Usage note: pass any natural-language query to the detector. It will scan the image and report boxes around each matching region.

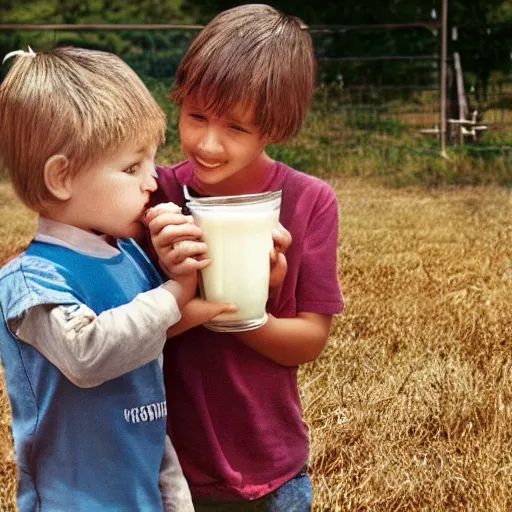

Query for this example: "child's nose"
[143,170,158,192]
[198,128,222,155]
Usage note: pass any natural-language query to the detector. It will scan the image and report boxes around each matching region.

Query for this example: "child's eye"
[123,165,138,175]
[231,124,249,134]
[191,113,206,121]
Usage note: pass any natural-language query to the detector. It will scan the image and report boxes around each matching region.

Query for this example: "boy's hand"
[269,224,291,289]
[166,298,237,338]
[144,203,210,278]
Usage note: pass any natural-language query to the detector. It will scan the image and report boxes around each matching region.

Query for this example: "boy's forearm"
[233,312,333,367]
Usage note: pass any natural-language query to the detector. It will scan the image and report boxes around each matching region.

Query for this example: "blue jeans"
[193,468,312,512]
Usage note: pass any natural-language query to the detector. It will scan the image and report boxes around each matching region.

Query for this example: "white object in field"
[419,52,488,144]
[448,52,488,144]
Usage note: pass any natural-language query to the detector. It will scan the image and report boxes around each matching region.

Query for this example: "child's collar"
[35,217,120,258]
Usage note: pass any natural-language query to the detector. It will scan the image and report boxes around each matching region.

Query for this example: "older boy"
[143,5,344,511]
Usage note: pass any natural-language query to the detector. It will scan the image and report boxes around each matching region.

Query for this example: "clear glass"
[187,190,282,332]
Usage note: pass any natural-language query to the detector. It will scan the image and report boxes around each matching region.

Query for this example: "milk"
[187,191,282,332]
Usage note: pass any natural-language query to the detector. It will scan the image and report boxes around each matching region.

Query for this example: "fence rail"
[0,24,205,31]
[0,22,442,31]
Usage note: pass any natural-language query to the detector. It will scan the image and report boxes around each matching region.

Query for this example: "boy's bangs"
[127,110,166,148]
[182,62,257,121]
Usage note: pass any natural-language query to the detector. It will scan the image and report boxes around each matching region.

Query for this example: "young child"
[142,4,344,510]
[0,46,230,511]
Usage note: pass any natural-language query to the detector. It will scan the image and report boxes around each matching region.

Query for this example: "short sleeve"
[0,256,82,323]
[296,185,344,315]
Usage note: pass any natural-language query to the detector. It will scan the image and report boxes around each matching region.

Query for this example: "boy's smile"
[194,156,224,169]
[179,97,271,195]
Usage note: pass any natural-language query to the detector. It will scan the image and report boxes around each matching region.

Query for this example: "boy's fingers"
[159,245,210,269]
[167,299,237,337]
[172,240,208,260]
[153,220,203,243]
[269,247,278,265]
[194,258,212,270]
[168,257,211,277]
[158,241,208,268]
[152,202,182,215]
[272,224,292,253]
[198,300,238,322]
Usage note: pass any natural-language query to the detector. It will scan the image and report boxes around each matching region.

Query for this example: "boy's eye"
[190,113,206,121]
[230,124,250,134]
[123,165,138,175]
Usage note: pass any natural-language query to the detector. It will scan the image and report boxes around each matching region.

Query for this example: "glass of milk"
[186,189,282,332]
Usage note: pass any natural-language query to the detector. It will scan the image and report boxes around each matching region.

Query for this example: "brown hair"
[172,4,315,143]
[0,46,166,212]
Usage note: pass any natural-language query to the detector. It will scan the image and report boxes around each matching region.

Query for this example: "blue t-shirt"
[0,239,166,511]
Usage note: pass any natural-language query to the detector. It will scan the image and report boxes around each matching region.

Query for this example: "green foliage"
[266,144,319,175]
[53,31,125,53]
[345,112,405,137]
[286,95,512,188]
[0,0,189,24]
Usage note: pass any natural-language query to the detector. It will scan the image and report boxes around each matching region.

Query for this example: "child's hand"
[269,224,291,289]
[166,298,238,338]
[144,203,210,278]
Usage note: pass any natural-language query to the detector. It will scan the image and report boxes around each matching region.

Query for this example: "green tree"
[450,0,512,100]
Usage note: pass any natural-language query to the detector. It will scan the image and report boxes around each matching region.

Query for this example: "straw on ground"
[0,178,511,511]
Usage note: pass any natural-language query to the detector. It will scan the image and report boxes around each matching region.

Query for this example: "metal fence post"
[440,0,448,157]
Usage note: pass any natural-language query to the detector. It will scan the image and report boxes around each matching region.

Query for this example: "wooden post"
[440,0,448,157]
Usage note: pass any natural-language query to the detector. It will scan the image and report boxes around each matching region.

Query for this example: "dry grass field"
[0,178,511,511]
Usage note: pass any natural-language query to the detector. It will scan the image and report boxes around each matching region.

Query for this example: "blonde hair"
[171,4,315,143]
[0,46,166,212]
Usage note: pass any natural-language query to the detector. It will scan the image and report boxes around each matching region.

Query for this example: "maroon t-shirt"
[141,160,343,501]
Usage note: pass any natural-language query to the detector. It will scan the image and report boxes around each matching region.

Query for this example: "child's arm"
[159,435,194,512]
[12,284,184,388]
[233,313,333,367]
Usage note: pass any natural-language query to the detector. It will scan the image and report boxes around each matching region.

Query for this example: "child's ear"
[44,155,72,201]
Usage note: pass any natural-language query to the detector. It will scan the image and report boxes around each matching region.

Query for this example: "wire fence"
[0,24,511,182]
